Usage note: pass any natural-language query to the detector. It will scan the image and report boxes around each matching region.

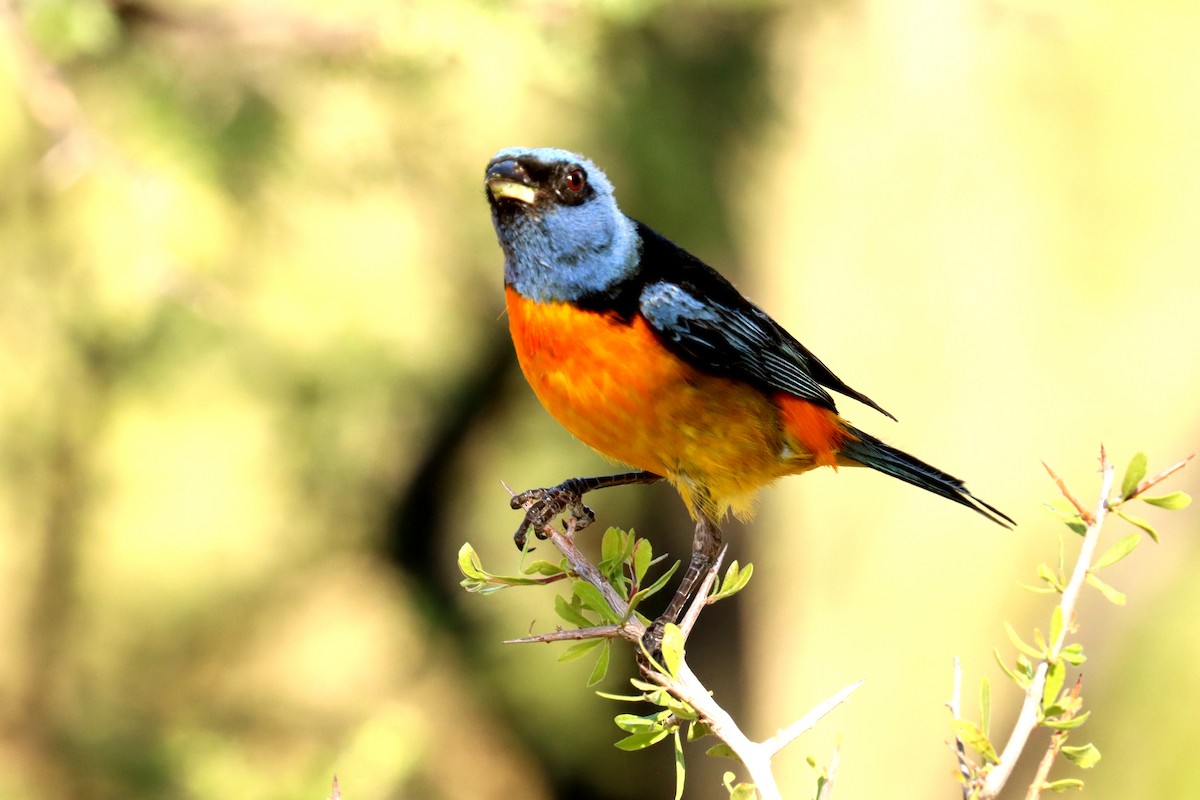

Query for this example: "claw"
[511,481,589,550]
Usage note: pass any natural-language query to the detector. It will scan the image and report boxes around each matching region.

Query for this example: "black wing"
[633,222,895,420]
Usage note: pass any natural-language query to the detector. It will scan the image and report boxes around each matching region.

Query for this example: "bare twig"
[1041,461,1095,524]
[1121,453,1194,501]
[761,680,864,758]
[505,625,623,644]
[948,656,974,799]
[981,450,1116,798]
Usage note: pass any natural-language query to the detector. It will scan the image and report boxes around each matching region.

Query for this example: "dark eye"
[564,168,586,193]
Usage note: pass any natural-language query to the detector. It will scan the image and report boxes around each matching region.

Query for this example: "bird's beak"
[486,159,537,205]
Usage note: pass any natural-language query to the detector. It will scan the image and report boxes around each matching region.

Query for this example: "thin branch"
[505,625,623,644]
[816,745,840,800]
[948,656,973,799]
[1122,453,1194,501]
[761,680,864,758]
[1025,677,1083,800]
[1042,460,1094,524]
[982,450,1116,798]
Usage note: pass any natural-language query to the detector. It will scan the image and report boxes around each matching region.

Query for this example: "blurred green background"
[2,0,1198,798]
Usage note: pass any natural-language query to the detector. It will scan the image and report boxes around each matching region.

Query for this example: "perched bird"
[484,146,1012,632]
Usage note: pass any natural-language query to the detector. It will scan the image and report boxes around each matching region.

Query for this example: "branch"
[981,449,1116,798]
[500,515,859,799]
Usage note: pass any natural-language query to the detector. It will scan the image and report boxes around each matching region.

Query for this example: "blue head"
[485,147,639,303]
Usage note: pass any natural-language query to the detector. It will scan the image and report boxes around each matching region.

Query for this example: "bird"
[484,146,1012,636]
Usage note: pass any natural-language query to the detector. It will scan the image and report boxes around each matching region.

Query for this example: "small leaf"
[627,560,681,612]
[555,594,594,628]
[661,623,685,678]
[1115,509,1159,542]
[1005,622,1045,659]
[1142,491,1191,510]
[1086,573,1127,605]
[1043,659,1066,709]
[588,640,612,686]
[633,539,653,583]
[600,527,623,565]
[1064,519,1087,536]
[1062,743,1101,768]
[1042,778,1085,793]
[1060,643,1087,666]
[707,744,737,759]
[573,581,619,623]
[558,638,604,663]
[688,720,712,742]
[457,543,486,579]
[1037,563,1064,591]
[614,729,671,751]
[1043,710,1091,730]
[710,561,754,602]
[673,730,686,800]
[951,719,999,764]
[596,690,644,702]
[523,559,566,577]
[1049,606,1064,648]
[994,648,1030,689]
[1093,533,1141,570]
[1122,452,1148,498]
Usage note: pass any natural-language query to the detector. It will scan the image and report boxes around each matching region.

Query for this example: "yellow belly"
[505,288,802,518]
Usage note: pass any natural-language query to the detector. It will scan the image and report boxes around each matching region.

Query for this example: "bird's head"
[485,147,638,303]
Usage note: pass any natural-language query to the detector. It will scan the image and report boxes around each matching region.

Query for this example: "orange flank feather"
[505,287,847,519]
[775,393,852,470]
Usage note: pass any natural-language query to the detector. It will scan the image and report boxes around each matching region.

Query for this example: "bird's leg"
[642,511,723,656]
[510,470,661,549]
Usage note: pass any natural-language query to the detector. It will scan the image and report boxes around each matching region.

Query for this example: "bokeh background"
[2,0,1198,798]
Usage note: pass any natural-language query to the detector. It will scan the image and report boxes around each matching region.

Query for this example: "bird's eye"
[564,168,586,193]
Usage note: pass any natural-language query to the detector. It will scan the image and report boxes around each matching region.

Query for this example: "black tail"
[839,427,1014,528]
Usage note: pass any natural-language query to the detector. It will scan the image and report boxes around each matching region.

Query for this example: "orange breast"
[505,287,846,518]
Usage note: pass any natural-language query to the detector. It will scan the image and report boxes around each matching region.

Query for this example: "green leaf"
[627,560,681,613]
[661,623,685,678]
[723,772,758,800]
[588,640,612,686]
[614,729,671,751]
[600,527,623,565]
[1115,509,1160,542]
[1043,710,1091,730]
[673,730,686,800]
[1049,606,1064,648]
[1122,452,1148,498]
[1060,643,1087,666]
[614,711,668,733]
[994,648,1030,689]
[458,543,486,579]
[1064,519,1087,536]
[633,539,653,584]
[1062,743,1101,768]
[558,638,604,663]
[573,581,619,623]
[1037,562,1064,591]
[1043,659,1066,709]
[710,561,754,602]
[555,594,594,628]
[1093,533,1141,570]
[688,720,712,742]
[1142,491,1191,510]
[1042,778,1085,793]
[523,559,566,577]
[707,744,737,759]
[1086,572,1127,605]
[1005,622,1046,659]
[980,677,991,737]
[951,719,999,764]
[596,690,644,702]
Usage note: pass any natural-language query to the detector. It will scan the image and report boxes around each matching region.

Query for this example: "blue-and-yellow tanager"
[485,147,1011,629]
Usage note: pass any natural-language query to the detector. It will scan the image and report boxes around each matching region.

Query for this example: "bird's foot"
[638,616,668,667]
[510,479,596,549]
